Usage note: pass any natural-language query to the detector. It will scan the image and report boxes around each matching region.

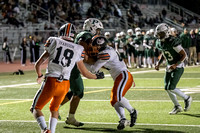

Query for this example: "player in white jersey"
[30,23,104,133]
[86,35,137,130]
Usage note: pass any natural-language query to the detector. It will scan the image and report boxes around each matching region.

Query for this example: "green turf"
[0,66,200,132]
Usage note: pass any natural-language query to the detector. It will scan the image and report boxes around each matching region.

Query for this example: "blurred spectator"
[101,13,111,27]
[49,4,56,22]
[161,8,167,18]
[113,3,122,18]
[27,9,39,23]
[2,37,12,64]
[180,28,191,66]
[34,31,42,62]
[189,29,197,65]
[196,28,200,64]
[29,36,36,64]
[6,13,24,27]
[20,37,28,66]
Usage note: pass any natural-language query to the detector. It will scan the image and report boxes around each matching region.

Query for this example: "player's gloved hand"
[96,71,104,79]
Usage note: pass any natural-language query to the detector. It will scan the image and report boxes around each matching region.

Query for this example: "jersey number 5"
[52,46,74,67]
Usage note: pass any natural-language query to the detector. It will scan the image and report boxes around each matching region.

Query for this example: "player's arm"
[35,50,49,84]
[143,39,151,49]
[77,60,104,79]
[170,46,187,70]
[155,53,164,71]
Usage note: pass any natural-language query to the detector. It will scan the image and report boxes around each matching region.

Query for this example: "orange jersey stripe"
[66,23,71,37]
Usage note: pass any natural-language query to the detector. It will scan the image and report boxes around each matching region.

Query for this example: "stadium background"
[0,0,200,62]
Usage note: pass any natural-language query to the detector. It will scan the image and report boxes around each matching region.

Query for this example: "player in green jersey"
[154,23,192,115]
[59,18,104,126]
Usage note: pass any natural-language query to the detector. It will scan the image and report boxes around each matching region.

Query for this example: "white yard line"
[1,99,200,102]
[0,120,199,127]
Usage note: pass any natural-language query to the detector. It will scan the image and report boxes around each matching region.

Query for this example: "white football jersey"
[44,37,84,80]
[89,46,127,80]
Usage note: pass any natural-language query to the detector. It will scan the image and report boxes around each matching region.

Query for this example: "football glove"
[96,71,104,79]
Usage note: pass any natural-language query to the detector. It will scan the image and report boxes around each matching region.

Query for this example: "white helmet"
[154,23,170,40]
[116,33,121,39]
[83,18,104,35]
[135,27,141,32]
[59,23,76,41]
[136,31,142,37]
[127,29,133,35]
[149,29,154,34]
[120,31,126,36]
[146,31,150,35]
[104,32,110,36]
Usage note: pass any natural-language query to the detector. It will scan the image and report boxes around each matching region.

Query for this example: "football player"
[132,31,144,68]
[154,23,192,115]
[86,35,137,130]
[30,23,104,133]
[126,29,136,68]
[59,18,104,127]
[143,29,156,68]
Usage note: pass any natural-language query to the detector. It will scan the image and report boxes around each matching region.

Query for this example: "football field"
[0,66,200,133]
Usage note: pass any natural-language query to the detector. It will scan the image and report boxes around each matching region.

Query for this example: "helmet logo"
[97,38,105,45]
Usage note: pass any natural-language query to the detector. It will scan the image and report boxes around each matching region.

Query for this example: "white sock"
[166,90,180,106]
[128,55,131,66]
[36,116,47,131]
[119,97,134,113]
[48,117,57,133]
[113,102,125,120]
[171,88,189,100]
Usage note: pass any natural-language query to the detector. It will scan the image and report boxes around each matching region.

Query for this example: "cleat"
[65,117,84,127]
[184,96,192,112]
[169,105,183,115]
[117,118,130,130]
[130,109,137,127]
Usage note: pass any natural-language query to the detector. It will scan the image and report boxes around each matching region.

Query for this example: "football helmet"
[127,29,133,35]
[104,32,110,36]
[149,29,154,35]
[135,27,141,32]
[154,23,170,41]
[120,31,126,36]
[136,31,142,37]
[170,27,177,35]
[59,23,76,41]
[83,18,104,35]
[91,35,108,51]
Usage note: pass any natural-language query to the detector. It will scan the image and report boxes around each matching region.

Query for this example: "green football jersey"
[156,36,182,65]
[133,36,143,50]
[71,31,93,77]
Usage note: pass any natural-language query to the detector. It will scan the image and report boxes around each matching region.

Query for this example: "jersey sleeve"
[97,53,110,60]
[44,37,56,53]
[173,45,183,53]
[89,51,110,73]
[76,46,85,62]
[172,37,182,47]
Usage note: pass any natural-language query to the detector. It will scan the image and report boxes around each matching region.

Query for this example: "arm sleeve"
[173,45,183,53]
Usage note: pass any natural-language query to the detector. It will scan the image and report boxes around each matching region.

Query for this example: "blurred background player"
[132,30,144,68]
[104,32,114,48]
[126,29,136,68]
[86,35,137,130]
[30,23,104,133]
[59,18,104,127]
[114,32,128,66]
[154,23,192,115]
